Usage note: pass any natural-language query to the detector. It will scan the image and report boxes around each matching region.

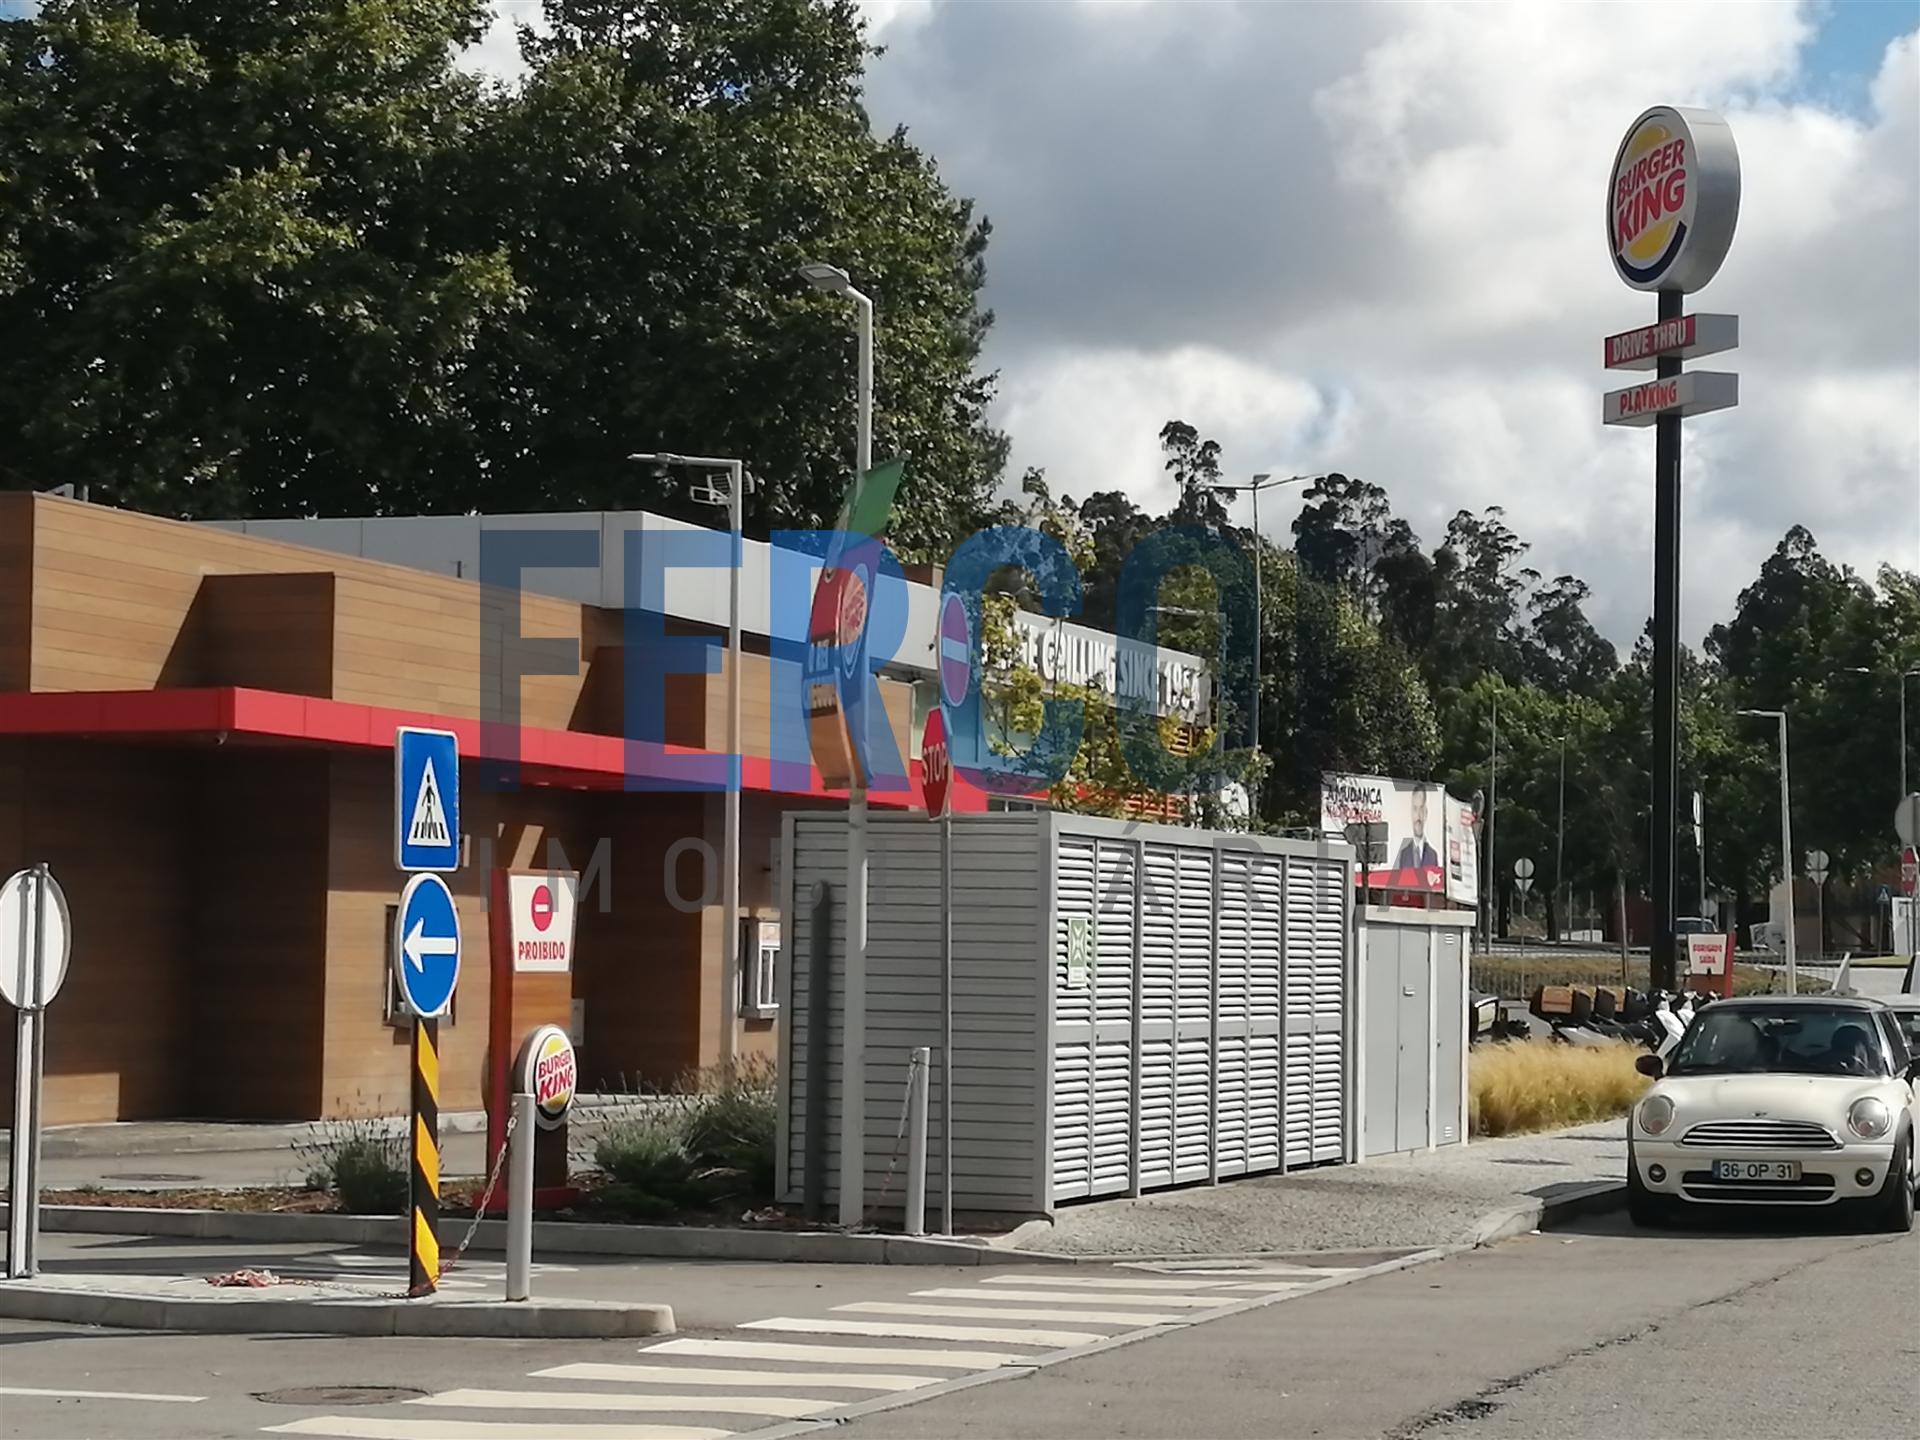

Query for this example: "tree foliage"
[0,0,1005,557]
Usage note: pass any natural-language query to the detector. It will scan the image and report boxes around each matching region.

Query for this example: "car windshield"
[1667,1005,1890,1078]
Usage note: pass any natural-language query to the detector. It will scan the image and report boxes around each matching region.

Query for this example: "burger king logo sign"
[1606,105,1740,294]
[515,1025,577,1130]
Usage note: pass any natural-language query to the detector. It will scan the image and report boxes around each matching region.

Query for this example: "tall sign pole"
[393,727,462,1296]
[1602,106,1741,991]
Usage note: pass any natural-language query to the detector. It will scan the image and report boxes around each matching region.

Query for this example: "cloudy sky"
[834,0,1920,647]
[13,0,1916,644]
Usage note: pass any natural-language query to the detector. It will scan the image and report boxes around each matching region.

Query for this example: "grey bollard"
[905,1046,930,1237]
[506,1092,535,1301]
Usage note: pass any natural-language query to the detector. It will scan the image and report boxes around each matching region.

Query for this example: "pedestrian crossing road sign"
[396,727,460,873]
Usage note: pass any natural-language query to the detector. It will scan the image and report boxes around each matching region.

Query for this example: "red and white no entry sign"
[507,872,576,973]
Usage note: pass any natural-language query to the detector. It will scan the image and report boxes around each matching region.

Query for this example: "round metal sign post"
[1603,104,1741,993]
[1897,796,1920,963]
[1806,849,1830,964]
[2,864,72,1279]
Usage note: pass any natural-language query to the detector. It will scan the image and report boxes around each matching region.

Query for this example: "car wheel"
[1869,1132,1916,1235]
[1626,1157,1670,1229]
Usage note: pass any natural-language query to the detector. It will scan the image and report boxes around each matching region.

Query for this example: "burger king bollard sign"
[516,1024,578,1130]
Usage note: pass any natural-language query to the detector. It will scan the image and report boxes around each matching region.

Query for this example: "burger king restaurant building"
[0,491,1212,1128]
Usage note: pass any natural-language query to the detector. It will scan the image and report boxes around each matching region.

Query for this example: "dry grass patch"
[1470,1040,1650,1138]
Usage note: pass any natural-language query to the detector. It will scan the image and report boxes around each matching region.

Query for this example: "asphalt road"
[829,1211,1919,1440]
[1,1211,1913,1440]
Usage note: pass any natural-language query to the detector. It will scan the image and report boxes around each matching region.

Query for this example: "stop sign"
[921,708,952,819]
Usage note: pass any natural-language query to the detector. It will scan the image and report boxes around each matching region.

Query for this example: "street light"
[1739,708,1797,994]
[1208,473,1309,769]
[630,451,755,1067]
[1554,734,1567,941]
[799,260,876,1228]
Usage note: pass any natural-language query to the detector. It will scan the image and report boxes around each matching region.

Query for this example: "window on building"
[741,919,780,1019]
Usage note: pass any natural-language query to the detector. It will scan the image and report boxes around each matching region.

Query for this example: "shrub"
[297,1117,408,1215]
[593,1114,704,1215]
[677,1058,778,1204]
[1470,1040,1650,1138]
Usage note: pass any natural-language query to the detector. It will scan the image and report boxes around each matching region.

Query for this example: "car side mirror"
[1636,1054,1664,1078]
[1904,1057,1920,1084]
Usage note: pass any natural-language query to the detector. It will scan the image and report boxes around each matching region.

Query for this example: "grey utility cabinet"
[777,810,1357,1217]
[1356,907,1472,1157]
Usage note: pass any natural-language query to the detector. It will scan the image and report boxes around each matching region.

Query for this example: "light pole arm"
[851,289,873,479]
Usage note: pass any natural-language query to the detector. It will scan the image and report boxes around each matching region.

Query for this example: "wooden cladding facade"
[0,494,887,1123]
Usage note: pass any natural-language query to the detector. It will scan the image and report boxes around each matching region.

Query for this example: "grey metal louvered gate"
[778,811,1355,1217]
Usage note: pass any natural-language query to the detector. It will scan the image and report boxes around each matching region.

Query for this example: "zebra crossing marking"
[264,1418,729,1440]
[836,1300,1186,1326]
[641,1337,1028,1370]
[411,1388,832,1419]
[742,1316,1106,1347]
[531,1362,941,1393]
[981,1274,1239,1291]
[915,1286,1231,1308]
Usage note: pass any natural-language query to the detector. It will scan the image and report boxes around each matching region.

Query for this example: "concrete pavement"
[1017,1121,1629,1255]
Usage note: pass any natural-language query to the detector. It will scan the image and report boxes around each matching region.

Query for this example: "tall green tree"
[0,0,512,515]
[0,0,1007,558]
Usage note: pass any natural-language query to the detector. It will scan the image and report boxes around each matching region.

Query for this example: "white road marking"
[743,1317,1105,1347]
[982,1275,1237,1290]
[263,1420,729,1440]
[1137,1263,1355,1276]
[1,1386,205,1404]
[915,1287,1230,1309]
[264,1420,728,1440]
[837,1300,1184,1326]
[643,1338,1025,1370]
[414,1389,828,1419]
[533,1363,940,1393]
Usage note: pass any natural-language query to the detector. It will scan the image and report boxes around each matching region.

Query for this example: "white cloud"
[862,0,1920,643]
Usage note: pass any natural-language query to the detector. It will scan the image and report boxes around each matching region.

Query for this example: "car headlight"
[1638,1095,1675,1136]
[1847,1097,1891,1140]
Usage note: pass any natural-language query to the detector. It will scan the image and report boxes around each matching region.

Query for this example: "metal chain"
[440,1107,519,1281]
[865,1049,924,1228]
[394,1108,519,1299]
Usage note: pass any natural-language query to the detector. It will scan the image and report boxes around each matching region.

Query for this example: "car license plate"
[1712,1159,1800,1182]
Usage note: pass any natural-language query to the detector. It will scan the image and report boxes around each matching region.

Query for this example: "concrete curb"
[4,1204,1075,1267]
[1466,1179,1627,1247]
[0,1282,673,1338]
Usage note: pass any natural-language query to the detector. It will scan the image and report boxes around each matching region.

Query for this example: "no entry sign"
[938,592,972,710]
[507,872,577,973]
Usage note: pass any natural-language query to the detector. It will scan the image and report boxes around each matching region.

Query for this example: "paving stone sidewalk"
[1014,1120,1627,1256]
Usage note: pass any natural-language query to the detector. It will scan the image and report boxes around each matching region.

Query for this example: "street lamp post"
[1555,734,1566,941]
[1740,708,1797,994]
[1486,694,1500,951]
[1207,474,1309,770]
[629,452,753,1069]
[1901,667,1920,803]
[800,261,876,1229]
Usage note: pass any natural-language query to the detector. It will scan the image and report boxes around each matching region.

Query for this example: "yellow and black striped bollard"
[409,1017,440,1294]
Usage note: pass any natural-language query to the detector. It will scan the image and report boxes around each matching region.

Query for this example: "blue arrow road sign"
[396,727,460,872]
[394,873,461,1019]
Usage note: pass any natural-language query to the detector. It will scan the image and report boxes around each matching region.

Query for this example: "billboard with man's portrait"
[1320,773,1473,900]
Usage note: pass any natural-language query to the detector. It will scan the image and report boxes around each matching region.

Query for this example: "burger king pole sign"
[1600,105,1740,993]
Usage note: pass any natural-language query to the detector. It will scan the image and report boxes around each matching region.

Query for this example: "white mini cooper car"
[1628,994,1919,1231]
